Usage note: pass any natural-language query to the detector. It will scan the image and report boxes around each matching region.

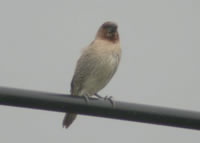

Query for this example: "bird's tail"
[63,113,77,128]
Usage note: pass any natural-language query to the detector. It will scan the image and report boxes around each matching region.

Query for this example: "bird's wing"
[70,42,99,96]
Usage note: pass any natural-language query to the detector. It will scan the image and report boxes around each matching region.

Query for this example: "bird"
[63,21,121,128]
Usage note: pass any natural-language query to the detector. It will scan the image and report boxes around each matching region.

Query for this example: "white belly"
[79,54,119,96]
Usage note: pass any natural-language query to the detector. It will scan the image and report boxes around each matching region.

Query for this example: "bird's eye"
[107,27,116,34]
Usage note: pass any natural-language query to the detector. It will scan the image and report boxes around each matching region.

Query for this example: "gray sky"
[0,0,200,142]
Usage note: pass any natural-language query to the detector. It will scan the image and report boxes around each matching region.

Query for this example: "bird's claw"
[83,95,89,104]
[94,93,115,108]
[104,96,115,108]
[94,93,104,99]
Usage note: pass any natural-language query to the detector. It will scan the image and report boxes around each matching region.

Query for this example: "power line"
[0,86,200,130]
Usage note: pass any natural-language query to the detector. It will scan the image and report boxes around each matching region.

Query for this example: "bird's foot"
[95,93,115,108]
[83,95,89,104]
[104,96,115,108]
[94,93,104,99]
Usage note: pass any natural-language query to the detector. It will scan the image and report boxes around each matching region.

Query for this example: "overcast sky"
[0,0,200,143]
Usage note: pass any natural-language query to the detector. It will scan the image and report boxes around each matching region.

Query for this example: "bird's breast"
[80,46,120,96]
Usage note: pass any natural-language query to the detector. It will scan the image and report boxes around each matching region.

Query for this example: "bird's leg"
[94,93,104,99]
[83,94,89,104]
[104,96,115,108]
[95,93,115,108]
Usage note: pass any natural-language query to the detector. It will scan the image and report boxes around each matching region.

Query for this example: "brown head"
[96,21,119,43]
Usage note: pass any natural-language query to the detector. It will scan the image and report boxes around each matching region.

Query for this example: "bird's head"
[96,21,119,43]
